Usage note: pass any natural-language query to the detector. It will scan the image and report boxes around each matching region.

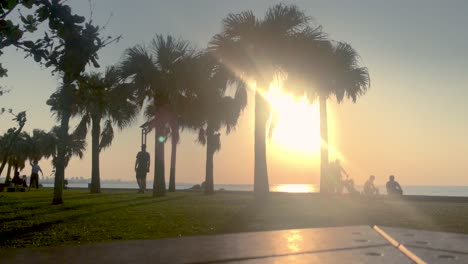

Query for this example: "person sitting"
[363,175,379,195]
[342,178,359,194]
[21,175,28,187]
[386,175,403,195]
[12,171,22,186]
[329,159,349,194]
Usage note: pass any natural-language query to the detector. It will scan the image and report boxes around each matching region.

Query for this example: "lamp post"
[140,121,149,147]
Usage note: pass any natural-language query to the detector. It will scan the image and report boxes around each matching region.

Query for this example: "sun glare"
[271,184,317,193]
[266,84,321,156]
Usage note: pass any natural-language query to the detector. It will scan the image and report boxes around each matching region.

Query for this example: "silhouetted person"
[363,175,379,195]
[342,178,359,194]
[386,175,403,195]
[135,144,150,193]
[12,171,22,186]
[329,159,349,194]
[21,175,27,187]
[29,160,43,190]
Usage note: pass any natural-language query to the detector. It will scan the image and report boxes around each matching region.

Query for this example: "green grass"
[1,189,468,248]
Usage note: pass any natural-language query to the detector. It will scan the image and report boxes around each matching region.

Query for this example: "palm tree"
[0,111,27,176]
[167,115,179,192]
[27,129,52,163]
[9,131,30,175]
[318,42,369,192]
[187,53,247,194]
[0,129,15,181]
[71,66,138,193]
[1,130,30,183]
[120,35,195,197]
[284,39,370,192]
[209,4,313,196]
[41,126,87,170]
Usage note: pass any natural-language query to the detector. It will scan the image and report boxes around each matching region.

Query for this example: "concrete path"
[1,225,467,263]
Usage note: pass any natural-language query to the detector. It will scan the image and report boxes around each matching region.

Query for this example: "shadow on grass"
[0,194,186,223]
[0,191,178,220]
[0,194,190,246]
[0,220,64,246]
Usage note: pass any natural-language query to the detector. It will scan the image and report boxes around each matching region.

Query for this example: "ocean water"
[40,183,468,197]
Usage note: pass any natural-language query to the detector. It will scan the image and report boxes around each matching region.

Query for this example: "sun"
[266,83,321,156]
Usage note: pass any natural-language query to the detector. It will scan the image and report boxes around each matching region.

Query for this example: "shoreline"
[44,186,468,203]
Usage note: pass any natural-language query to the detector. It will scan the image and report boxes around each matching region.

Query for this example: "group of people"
[328,159,403,196]
[7,160,43,190]
[363,174,403,196]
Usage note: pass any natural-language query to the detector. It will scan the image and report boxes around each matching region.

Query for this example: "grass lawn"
[1,188,468,248]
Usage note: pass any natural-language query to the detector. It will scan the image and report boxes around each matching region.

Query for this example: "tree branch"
[0,3,18,20]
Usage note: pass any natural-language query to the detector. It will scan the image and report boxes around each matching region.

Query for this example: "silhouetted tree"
[36,1,119,204]
[40,126,86,169]
[284,39,369,193]
[209,4,311,197]
[0,111,27,176]
[0,0,49,78]
[0,129,28,183]
[188,52,247,194]
[120,35,194,197]
[62,66,138,193]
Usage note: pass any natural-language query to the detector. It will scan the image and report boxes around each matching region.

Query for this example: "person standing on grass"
[386,175,403,195]
[29,160,43,190]
[135,144,150,193]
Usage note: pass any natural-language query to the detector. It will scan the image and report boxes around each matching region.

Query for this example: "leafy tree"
[2,1,117,203]
[33,1,119,204]
[209,4,312,196]
[188,52,247,194]
[120,35,194,197]
[68,66,138,193]
[0,0,45,78]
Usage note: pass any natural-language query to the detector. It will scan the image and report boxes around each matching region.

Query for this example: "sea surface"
[41,183,468,197]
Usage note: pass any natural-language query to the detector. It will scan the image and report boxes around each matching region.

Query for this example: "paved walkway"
[1,225,467,263]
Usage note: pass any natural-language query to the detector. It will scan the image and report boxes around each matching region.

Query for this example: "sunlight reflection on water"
[271,184,317,193]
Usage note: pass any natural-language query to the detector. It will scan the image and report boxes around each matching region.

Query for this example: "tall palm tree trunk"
[205,129,215,194]
[90,116,101,193]
[168,134,177,192]
[319,95,329,193]
[254,88,269,196]
[53,81,72,205]
[153,122,166,197]
[4,163,12,184]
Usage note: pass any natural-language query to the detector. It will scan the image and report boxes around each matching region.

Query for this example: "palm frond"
[264,4,309,35]
[72,114,90,140]
[212,133,221,153]
[99,119,114,150]
[222,11,258,39]
[197,128,206,146]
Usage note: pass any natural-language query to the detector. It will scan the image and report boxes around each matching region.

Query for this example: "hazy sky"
[1,0,468,187]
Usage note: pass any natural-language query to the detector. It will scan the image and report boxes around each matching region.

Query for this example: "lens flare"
[266,83,321,156]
